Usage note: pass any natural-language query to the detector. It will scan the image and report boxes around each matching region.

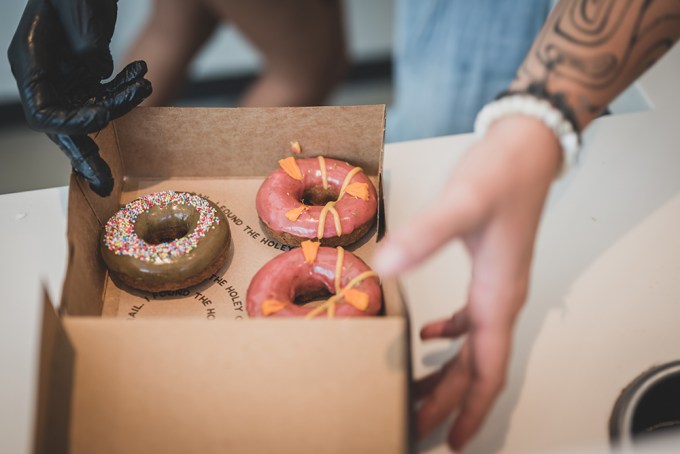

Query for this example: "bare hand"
[374,115,561,450]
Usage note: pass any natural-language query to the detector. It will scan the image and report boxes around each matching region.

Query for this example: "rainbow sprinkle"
[103,191,220,263]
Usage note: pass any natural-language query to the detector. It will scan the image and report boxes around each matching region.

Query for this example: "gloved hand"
[8,0,152,196]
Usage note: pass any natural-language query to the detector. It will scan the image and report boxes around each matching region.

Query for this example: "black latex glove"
[8,0,152,196]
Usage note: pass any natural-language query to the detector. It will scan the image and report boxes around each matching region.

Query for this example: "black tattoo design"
[520,0,680,90]
[515,0,680,124]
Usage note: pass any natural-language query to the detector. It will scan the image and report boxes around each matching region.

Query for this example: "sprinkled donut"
[101,191,231,292]
[247,241,382,318]
[256,156,378,247]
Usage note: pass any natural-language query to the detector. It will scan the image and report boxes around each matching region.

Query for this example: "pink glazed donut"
[256,156,378,247]
[247,245,382,318]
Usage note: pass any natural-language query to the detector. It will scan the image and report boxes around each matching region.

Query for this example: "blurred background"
[0,0,394,194]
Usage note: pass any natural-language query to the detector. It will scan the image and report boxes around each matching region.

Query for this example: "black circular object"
[610,361,680,449]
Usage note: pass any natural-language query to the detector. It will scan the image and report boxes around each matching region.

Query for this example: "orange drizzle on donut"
[344,182,369,200]
[261,299,287,316]
[334,246,344,293]
[344,270,379,291]
[281,162,369,241]
[305,298,333,319]
[344,288,370,311]
[301,240,320,264]
[285,204,308,222]
[318,156,329,190]
[304,247,379,319]
[338,166,363,199]
[317,201,342,240]
[278,157,302,181]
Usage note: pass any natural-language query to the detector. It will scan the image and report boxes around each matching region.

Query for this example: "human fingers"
[414,368,447,401]
[373,182,486,276]
[47,133,114,196]
[420,307,471,341]
[417,342,472,439]
[94,61,152,119]
[447,322,512,451]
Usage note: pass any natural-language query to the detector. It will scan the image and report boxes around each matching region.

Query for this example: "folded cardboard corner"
[37,106,415,453]
[35,293,73,454]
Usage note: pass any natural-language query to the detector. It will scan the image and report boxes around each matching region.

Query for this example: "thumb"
[47,133,114,196]
[373,183,486,276]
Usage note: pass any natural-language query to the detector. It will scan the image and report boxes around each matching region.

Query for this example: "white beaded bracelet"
[473,94,581,176]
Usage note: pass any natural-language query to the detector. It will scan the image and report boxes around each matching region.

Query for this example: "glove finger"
[102,61,149,93]
[91,77,152,120]
[22,64,148,135]
[26,97,111,135]
[47,133,114,197]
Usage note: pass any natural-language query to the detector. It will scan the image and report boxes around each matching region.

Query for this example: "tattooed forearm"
[512,0,680,129]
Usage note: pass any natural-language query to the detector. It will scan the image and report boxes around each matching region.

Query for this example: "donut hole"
[140,220,190,244]
[292,280,334,308]
[135,206,199,245]
[301,186,340,206]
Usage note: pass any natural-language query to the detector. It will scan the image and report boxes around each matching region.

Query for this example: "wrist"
[484,115,562,185]
[474,91,581,177]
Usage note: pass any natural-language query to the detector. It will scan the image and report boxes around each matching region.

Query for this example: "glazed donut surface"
[256,157,378,246]
[101,191,231,292]
[247,244,382,318]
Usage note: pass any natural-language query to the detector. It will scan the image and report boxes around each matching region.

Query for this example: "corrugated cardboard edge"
[61,124,124,316]
[376,107,387,241]
[376,148,414,449]
[33,290,74,454]
[64,317,409,454]
[75,126,126,227]
[383,277,417,453]
[60,175,107,316]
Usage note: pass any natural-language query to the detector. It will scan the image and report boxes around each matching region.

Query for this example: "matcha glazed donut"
[101,191,231,292]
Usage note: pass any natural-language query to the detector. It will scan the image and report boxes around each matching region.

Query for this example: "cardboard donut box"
[36,105,415,453]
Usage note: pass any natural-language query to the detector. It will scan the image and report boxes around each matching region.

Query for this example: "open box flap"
[74,124,125,227]
[61,173,110,316]
[112,105,386,178]
[34,291,74,454]
[62,122,124,315]
[383,277,417,453]
[64,317,409,453]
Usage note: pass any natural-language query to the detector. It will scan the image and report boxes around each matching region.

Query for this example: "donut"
[247,241,382,318]
[101,191,231,292]
[256,156,378,247]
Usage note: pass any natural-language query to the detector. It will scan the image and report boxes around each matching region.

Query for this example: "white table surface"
[2,46,679,454]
